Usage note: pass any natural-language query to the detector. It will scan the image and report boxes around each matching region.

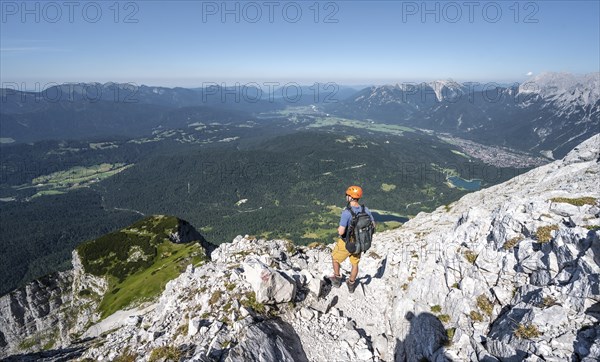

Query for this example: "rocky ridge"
[0,249,107,358]
[2,134,599,361]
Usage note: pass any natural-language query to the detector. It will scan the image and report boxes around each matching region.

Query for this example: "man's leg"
[329,240,347,288]
[346,262,359,293]
[331,239,347,279]
[333,259,341,278]
[329,258,343,287]
[349,263,358,282]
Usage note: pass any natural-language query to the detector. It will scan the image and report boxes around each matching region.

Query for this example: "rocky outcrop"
[227,319,308,362]
[242,257,297,304]
[0,249,108,357]
[378,134,600,361]
[0,271,73,357]
[69,250,108,335]
[170,218,217,256]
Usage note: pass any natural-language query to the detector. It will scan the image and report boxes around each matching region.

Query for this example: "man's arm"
[338,210,350,238]
[366,208,376,230]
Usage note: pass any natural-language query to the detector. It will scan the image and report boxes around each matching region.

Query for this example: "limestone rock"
[242,258,297,304]
[226,319,308,362]
[300,307,315,321]
[301,270,324,297]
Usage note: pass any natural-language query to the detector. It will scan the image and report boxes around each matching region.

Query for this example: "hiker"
[329,185,375,293]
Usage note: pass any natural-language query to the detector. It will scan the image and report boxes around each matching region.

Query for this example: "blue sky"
[1,1,599,87]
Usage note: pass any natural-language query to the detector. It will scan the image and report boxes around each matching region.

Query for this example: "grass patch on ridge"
[99,241,206,318]
[550,197,596,206]
[76,215,208,319]
[535,225,559,243]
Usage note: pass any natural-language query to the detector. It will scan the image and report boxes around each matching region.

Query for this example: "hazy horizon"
[5,71,600,93]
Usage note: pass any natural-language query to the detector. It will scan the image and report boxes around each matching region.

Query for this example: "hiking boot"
[346,279,358,293]
[328,275,342,288]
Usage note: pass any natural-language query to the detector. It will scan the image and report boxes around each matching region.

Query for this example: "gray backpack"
[345,205,374,254]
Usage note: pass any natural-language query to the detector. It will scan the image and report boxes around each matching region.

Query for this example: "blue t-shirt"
[340,205,375,239]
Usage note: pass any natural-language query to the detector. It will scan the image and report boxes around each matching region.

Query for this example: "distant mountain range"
[0,82,360,114]
[1,73,598,157]
[326,72,600,158]
[0,83,360,144]
[1,83,281,112]
[0,83,262,143]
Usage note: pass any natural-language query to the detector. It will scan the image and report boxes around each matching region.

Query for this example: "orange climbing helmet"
[346,185,363,199]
